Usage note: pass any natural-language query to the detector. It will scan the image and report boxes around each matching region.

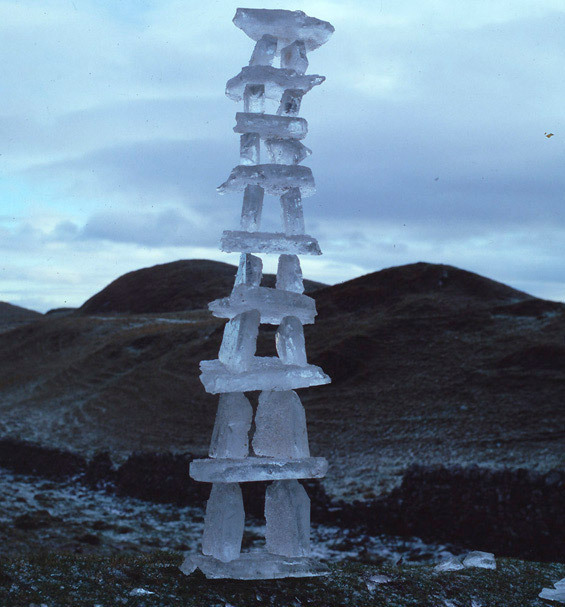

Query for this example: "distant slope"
[0,302,42,332]
[79,259,326,315]
[0,262,563,499]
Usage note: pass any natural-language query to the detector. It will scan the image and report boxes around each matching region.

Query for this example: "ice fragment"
[462,551,496,570]
[249,34,277,66]
[234,112,307,140]
[253,390,310,458]
[243,84,265,113]
[276,254,304,293]
[265,138,311,165]
[201,483,244,562]
[277,89,304,117]
[434,555,465,572]
[539,578,565,603]
[222,230,321,255]
[276,316,307,365]
[218,164,315,197]
[240,133,260,165]
[240,185,263,232]
[265,480,310,557]
[280,188,305,235]
[234,253,263,288]
[209,392,253,459]
[218,310,260,372]
[281,40,308,74]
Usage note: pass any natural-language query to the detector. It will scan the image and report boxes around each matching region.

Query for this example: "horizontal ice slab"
[181,549,329,580]
[189,456,328,483]
[226,66,324,102]
[234,112,307,140]
[209,285,316,325]
[233,8,335,53]
[221,231,322,255]
[199,357,330,394]
[218,164,315,197]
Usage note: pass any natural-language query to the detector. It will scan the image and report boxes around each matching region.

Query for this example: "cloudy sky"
[1,0,563,312]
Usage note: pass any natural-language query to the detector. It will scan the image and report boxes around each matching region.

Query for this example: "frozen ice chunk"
[190,456,328,483]
[226,66,324,102]
[243,84,265,113]
[249,34,277,66]
[539,578,565,603]
[218,310,260,373]
[265,480,310,557]
[281,40,308,74]
[218,164,315,197]
[210,285,317,325]
[240,133,260,165]
[434,555,465,572]
[240,185,264,232]
[181,550,329,580]
[234,253,263,288]
[199,357,330,394]
[234,112,307,140]
[462,551,496,570]
[209,392,253,459]
[233,8,335,53]
[222,230,321,255]
[277,89,304,117]
[276,316,307,365]
[201,483,244,562]
[280,188,305,235]
[276,255,304,294]
[253,390,310,458]
[265,139,311,165]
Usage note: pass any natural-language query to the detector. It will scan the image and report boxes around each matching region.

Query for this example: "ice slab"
[539,578,565,603]
[222,230,322,255]
[233,8,335,53]
[253,390,310,458]
[276,254,304,293]
[234,253,263,288]
[434,555,465,572]
[209,392,253,459]
[180,550,329,580]
[201,483,244,562]
[462,551,496,570]
[243,84,265,113]
[277,89,304,117]
[218,164,315,197]
[200,357,330,394]
[266,138,311,165]
[280,188,305,235]
[265,480,310,557]
[240,185,264,232]
[218,310,260,373]
[240,132,260,165]
[281,40,308,74]
[210,285,316,325]
[190,456,328,483]
[276,316,307,365]
[234,112,307,140]
[226,65,324,102]
[249,34,277,66]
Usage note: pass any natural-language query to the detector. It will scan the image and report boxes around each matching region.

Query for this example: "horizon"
[1,1,564,313]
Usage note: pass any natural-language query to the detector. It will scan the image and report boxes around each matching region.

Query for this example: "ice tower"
[181,8,334,580]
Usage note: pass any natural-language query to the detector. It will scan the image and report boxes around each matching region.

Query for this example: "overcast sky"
[1,0,564,312]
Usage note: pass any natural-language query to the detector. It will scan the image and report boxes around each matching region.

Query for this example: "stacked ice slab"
[181,8,334,581]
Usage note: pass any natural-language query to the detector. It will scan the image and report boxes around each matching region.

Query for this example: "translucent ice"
[265,138,311,165]
[218,310,260,373]
[226,66,324,102]
[462,551,496,570]
[265,480,310,557]
[234,112,307,140]
[243,84,265,113]
[539,579,565,603]
[209,392,253,459]
[210,285,316,325]
[201,483,244,562]
[277,89,304,117]
[222,230,321,255]
[199,357,330,394]
[218,165,315,197]
[434,555,465,572]
[280,188,305,235]
[240,185,264,232]
[249,34,277,66]
[190,456,328,483]
[276,255,304,293]
[233,8,335,53]
[253,390,310,458]
[234,253,263,288]
[276,317,307,365]
[240,133,260,165]
[281,40,308,74]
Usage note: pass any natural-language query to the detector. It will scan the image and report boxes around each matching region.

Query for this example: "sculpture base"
[180,550,330,580]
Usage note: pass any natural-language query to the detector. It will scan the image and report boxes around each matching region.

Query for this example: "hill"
[0,261,563,498]
[0,302,42,333]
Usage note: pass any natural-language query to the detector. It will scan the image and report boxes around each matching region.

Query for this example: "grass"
[0,551,563,607]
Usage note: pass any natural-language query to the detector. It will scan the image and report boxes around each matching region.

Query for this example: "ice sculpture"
[181,7,333,580]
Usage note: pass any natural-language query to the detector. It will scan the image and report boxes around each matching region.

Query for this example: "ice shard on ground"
[183,6,333,581]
